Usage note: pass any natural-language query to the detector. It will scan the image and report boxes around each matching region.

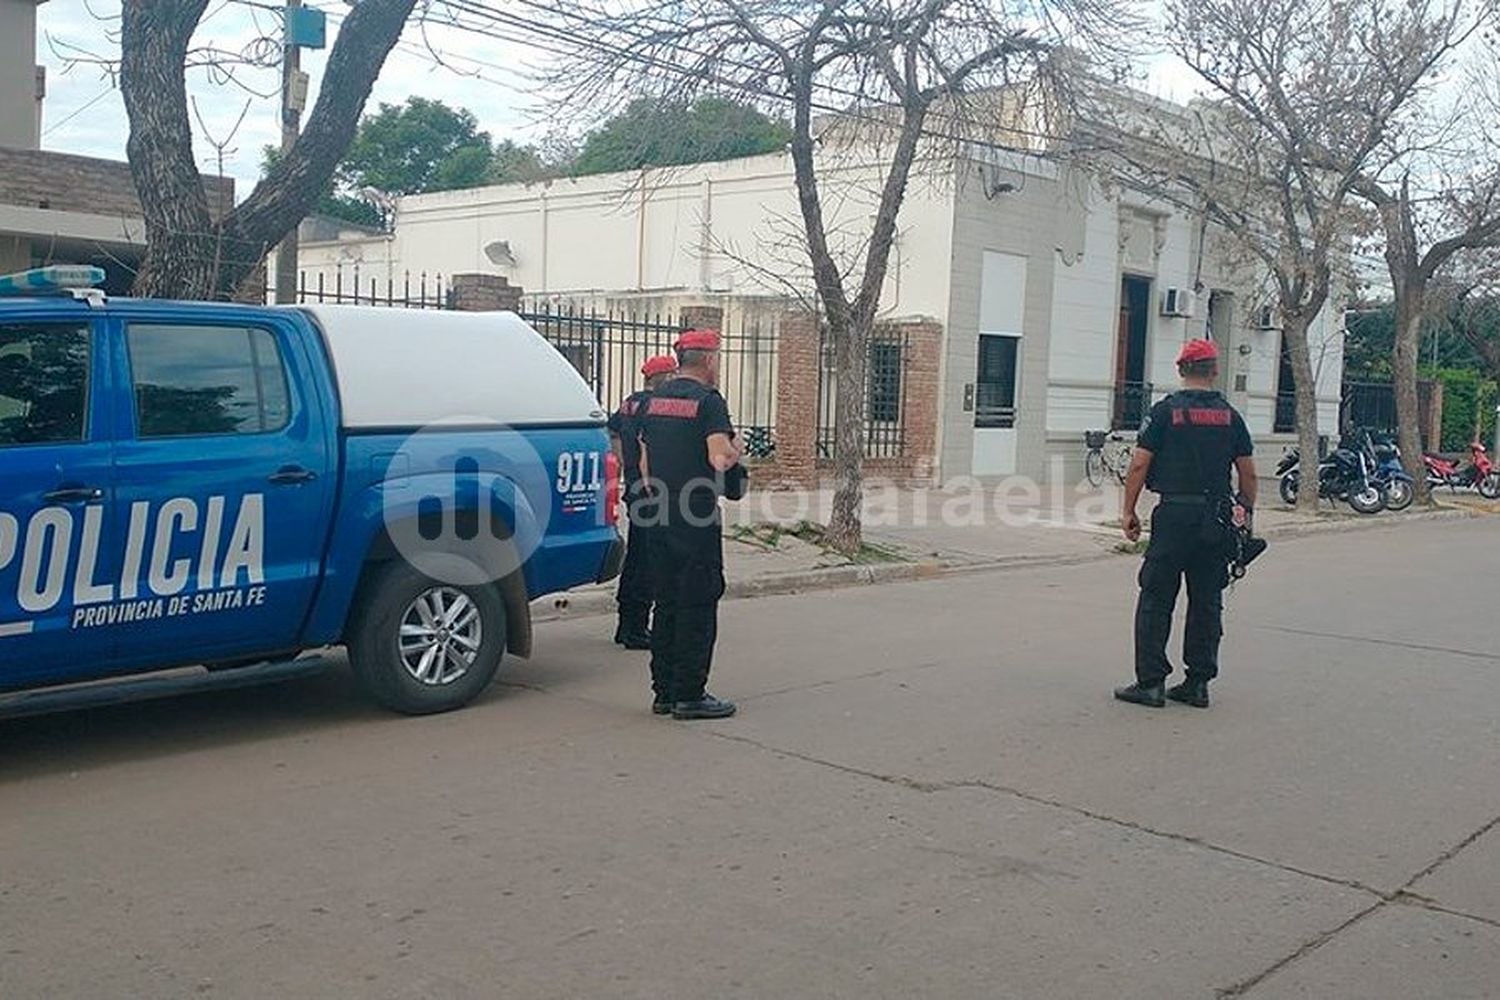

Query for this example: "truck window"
[127,324,291,438]
[0,323,89,447]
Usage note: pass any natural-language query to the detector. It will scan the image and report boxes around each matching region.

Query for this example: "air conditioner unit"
[1256,306,1279,331]
[1161,287,1195,318]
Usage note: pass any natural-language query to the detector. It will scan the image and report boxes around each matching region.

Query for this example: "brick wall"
[450,272,523,312]
[755,308,820,488]
[891,318,941,483]
[0,147,234,220]
[751,312,943,488]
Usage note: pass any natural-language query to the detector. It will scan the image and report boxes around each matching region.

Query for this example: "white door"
[971,252,1026,476]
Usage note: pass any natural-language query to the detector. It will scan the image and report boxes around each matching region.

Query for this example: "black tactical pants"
[648,521,725,703]
[1134,502,1229,686]
[615,506,655,634]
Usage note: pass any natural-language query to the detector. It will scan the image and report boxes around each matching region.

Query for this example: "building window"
[1275,334,1297,433]
[0,323,90,447]
[128,324,291,438]
[975,334,1019,429]
[868,339,903,423]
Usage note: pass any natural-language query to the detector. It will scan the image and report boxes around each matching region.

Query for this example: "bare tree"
[538,0,1131,553]
[1355,12,1500,498]
[1085,0,1465,512]
[120,0,418,300]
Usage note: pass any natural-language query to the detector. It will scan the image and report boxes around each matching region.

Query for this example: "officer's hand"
[1122,511,1142,542]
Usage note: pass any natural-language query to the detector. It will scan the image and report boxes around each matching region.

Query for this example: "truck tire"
[347,563,507,715]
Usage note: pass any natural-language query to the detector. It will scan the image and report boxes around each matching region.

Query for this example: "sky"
[35,0,1204,196]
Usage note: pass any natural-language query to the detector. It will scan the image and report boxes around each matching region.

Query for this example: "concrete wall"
[298,151,957,322]
[0,147,234,291]
[0,1,42,150]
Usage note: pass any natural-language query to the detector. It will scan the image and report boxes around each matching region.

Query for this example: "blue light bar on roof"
[0,266,106,297]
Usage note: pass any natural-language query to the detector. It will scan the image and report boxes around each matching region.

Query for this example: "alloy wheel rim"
[397,587,482,686]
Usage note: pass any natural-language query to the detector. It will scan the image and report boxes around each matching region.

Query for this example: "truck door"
[108,315,334,668]
[0,317,117,689]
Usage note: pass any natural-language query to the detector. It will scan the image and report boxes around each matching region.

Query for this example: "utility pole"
[273,0,306,304]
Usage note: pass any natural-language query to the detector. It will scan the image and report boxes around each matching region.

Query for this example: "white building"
[299,110,1345,482]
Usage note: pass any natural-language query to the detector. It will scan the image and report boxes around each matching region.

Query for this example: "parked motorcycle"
[1363,431,1415,512]
[1277,441,1386,514]
[1423,441,1500,499]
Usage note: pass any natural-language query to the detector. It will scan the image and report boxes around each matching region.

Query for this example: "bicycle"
[1084,429,1133,487]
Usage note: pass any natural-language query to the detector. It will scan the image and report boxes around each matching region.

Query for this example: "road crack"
[701,730,1389,898]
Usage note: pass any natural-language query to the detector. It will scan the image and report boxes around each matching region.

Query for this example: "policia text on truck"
[0,267,623,717]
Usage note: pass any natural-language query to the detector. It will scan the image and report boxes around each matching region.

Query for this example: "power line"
[433,0,1072,158]
[42,85,115,138]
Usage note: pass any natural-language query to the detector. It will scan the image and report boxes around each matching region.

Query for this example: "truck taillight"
[604,451,621,526]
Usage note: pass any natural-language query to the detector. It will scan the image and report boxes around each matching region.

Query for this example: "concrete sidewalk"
[539,485,1487,621]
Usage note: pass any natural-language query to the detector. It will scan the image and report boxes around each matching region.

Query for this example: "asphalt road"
[3,518,1498,999]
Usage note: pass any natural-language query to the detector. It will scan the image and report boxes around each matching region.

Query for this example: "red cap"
[641,354,678,378]
[1177,339,1219,365]
[675,329,721,351]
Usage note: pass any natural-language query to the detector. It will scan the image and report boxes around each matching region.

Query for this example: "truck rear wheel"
[347,563,507,714]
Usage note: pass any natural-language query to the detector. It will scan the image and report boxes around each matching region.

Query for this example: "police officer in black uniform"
[610,354,678,650]
[638,329,745,720]
[1115,339,1258,709]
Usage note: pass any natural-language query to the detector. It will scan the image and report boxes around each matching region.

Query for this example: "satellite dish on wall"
[484,241,518,268]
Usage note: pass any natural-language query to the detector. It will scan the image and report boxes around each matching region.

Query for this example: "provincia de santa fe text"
[0,492,266,636]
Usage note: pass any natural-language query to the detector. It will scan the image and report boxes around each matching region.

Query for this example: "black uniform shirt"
[639,376,735,522]
[608,389,651,486]
[1137,389,1253,496]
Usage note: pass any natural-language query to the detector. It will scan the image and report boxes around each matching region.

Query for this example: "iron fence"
[817,328,910,460]
[519,304,778,453]
[295,267,447,309]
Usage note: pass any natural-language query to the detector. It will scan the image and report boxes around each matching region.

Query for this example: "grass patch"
[727,520,911,565]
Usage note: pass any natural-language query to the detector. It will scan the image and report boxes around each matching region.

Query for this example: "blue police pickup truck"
[0,267,622,715]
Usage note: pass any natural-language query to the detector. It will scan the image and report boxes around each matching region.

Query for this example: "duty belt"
[1158,493,1224,505]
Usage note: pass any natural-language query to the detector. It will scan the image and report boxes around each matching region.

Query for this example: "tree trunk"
[1283,315,1324,515]
[826,311,871,555]
[1391,290,1430,502]
[121,0,417,301]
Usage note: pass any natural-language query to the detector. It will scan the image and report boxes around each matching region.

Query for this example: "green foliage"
[1344,303,1484,380]
[339,97,495,195]
[573,97,791,176]
[489,140,552,184]
[1424,367,1499,452]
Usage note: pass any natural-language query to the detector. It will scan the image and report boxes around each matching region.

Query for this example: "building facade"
[299,133,1344,483]
[0,0,243,293]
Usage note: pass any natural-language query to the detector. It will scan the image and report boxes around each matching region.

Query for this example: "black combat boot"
[1166,678,1210,708]
[614,619,652,650]
[672,694,737,720]
[1113,681,1166,708]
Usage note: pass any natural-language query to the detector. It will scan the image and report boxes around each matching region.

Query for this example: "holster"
[723,463,749,501]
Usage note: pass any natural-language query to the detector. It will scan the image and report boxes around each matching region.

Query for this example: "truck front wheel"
[347,563,507,714]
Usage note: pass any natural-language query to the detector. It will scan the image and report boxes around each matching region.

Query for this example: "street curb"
[1257,505,1478,541]
[533,551,1113,623]
[533,505,1487,623]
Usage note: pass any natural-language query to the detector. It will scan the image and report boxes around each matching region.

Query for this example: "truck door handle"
[268,465,317,485]
[43,486,104,503]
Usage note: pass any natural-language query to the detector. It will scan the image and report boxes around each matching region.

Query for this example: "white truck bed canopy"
[295,305,606,430]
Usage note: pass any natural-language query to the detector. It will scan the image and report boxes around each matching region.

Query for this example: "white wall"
[300,151,957,322]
